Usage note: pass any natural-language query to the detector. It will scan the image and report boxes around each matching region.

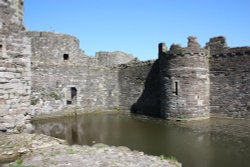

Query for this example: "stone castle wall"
[0,33,31,132]
[118,60,161,116]
[207,37,250,119]
[25,31,90,66]
[1,0,250,131]
[96,51,134,67]
[26,31,123,115]
[23,34,250,120]
[0,0,24,34]
[159,41,210,120]
[0,0,32,132]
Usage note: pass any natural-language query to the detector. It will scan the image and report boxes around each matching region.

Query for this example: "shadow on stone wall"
[130,60,161,117]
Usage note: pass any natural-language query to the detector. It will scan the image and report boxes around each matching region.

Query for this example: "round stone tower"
[0,0,24,33]
[159,37,210,120]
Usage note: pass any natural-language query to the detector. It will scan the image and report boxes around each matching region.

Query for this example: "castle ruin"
[1,0,250,132]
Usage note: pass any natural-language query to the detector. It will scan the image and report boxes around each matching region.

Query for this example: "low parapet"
[168,48,209,57]
[26,31,80,43]
[210,47,250,57]
[95,51,135,67]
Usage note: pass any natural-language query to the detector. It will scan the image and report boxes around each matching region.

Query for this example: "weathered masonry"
[159,37,210,120]
[0,0,32,132]
[1,0,250,132]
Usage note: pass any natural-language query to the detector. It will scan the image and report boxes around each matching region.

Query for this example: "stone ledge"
[0,133,181,167]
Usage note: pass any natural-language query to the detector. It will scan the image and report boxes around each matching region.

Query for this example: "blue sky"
[24,0,250,60]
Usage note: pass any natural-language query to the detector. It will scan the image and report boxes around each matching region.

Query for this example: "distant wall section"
[207,37,250,118]
[96,51,134,67]
[27,31,120,114]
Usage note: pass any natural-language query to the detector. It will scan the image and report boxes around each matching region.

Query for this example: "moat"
[33,113,250,167]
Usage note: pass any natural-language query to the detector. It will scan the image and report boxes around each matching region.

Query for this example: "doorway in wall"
[66,87,77,105]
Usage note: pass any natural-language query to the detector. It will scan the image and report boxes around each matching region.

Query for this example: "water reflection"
[33,113,250,167]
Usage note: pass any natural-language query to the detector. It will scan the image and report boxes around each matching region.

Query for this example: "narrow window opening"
[0,45,2,57]
[63,54,69,60]
[175,81,178,95]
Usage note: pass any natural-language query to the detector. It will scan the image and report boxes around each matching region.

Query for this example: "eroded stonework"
[0,15,31,132]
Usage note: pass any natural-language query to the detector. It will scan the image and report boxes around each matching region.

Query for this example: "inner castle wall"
[118,60,161,117]
[17,31,250,121]
[26,31,134,115]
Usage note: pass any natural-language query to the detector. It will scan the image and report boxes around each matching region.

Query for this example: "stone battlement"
[211,47,250,57]
[167,47,209,57]
[26,31,79,41]
[160,37,209,58]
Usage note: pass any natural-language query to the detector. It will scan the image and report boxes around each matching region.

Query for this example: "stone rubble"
[0,133,181,167]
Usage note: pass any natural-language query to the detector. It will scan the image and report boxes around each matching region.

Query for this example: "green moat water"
[33,113,250,167]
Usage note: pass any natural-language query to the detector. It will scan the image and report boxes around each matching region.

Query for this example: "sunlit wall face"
[0,0,24,32]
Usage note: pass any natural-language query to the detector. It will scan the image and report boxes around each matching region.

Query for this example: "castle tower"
[159,37,210,120]
[0,0,24,33]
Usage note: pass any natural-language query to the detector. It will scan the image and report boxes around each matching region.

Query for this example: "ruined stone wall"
[29,65,119,114]
[118,60,161,116]
[26,31,90,66]
[96,51,134,67]
[160,40,210,120]
[205,36,228,56]
[82,66,119,111]
[208,37,250,118]
[0,33,31,132]
[27,31,120,114]
[0,0,24,34]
